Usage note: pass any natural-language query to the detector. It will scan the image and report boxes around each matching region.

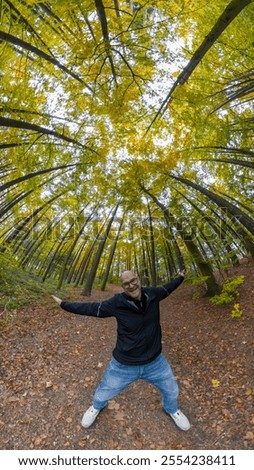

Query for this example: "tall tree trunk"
[0,116,83,147]
[57,210,95,290]
[75,243,95,286]
[147,0,251,130]
[13,212,45,255]
[209,206,251,258]
[147,204,157,285]
[0,164,76,193]
[66,242,86,284]
[218,191,254,215]
[0,31,91,88]
[140,239,150,286]
[170,174,254,236]
[82,205,119,296]
[141,185,221,296]
[20,220,53,269]
[163,226,185,272]
[0,174,57,219]
[163,236,176,277]
[42,223,65,282]
[203,157,254,169]
[175,222,221,296]
[176,188,240,266]
[4,191,66,251]
[101,217,124,291]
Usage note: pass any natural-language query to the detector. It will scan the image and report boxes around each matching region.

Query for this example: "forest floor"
[0,258,254,450]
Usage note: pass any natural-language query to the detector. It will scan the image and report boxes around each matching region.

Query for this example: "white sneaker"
[81,405,100,428]
[169,409,190,431]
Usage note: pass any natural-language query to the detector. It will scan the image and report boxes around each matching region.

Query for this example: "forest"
[0,0,254,452]
[0,0,253,298]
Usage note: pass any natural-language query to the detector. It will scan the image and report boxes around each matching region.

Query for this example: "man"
[51,270,190,431]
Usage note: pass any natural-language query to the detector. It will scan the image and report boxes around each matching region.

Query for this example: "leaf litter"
[0,258,253,450]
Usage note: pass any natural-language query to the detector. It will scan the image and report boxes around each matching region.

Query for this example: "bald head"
[120,270,136,283]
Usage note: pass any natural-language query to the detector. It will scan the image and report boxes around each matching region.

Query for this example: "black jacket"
[60,276,184,366]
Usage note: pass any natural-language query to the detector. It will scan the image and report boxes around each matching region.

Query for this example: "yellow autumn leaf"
[211,379,220,388]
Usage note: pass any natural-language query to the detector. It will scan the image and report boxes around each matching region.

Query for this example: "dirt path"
[0,259,253,450]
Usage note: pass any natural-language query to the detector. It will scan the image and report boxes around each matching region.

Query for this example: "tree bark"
[0,164,76,193]
[0,117,83,147]
[170,174,254,236]
[175,188,240,267]
[147,204,157,286]
[82,205,119,296]
[4,191,67,246]
[101,217,124,291]
[0,30,92,89]
[57,210,94,290]
[147,0,251,130]
[141,185,221,296]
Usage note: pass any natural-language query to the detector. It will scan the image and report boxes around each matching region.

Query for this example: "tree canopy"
[0,0,253,295]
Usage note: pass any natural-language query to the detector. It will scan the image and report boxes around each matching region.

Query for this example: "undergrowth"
[210,275,245,318]
[210,275,245,305]
[0,251,67,327]
[231,303,243,318]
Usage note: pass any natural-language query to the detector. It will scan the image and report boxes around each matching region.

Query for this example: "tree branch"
[146,0,252,133]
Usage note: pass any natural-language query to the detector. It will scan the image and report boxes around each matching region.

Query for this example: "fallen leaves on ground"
[0,258,253,449]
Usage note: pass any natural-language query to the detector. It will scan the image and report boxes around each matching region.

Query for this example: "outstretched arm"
[51,294,114,317]
[156,270,187,300]
[51,295,62,305]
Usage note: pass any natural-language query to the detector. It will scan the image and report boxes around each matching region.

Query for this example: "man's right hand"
[51,295,62,305]
[180,269,187,277]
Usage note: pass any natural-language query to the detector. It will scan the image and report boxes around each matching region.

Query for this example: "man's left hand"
[51,295,62,305]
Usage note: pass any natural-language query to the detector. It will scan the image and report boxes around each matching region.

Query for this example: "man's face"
[120,271,141,300]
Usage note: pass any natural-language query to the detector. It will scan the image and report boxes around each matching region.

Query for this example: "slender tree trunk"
[204,157,254,169]
[5,190,66,245]
[0,31,91,88]
[66,242,86,284]
[101,217,124,291]
[170,174,254,235]
[20,221,52,269]
[0,116,83,147]
[75,244,95,286]
[0,174,57,219]
[147,0,251,130]
[176,223,221,296]
[219,191,254,215]
[0,164,76,193]
[164,226,185,272]
[42,224,64,282]
[147,204,157,286]
[13,212,45,254]
[209,206,250,258]
[140,239,150,286]
[0,188,34,219]
[82,205,119,296]
[163,237,176,277]
[57,209,95,290]
[141,185,221,296]
[176,188,240,267]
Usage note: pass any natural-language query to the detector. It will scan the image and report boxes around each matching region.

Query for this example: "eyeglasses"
[121,277,139,289]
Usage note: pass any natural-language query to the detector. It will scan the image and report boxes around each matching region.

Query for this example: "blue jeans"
[93,353,179,414]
